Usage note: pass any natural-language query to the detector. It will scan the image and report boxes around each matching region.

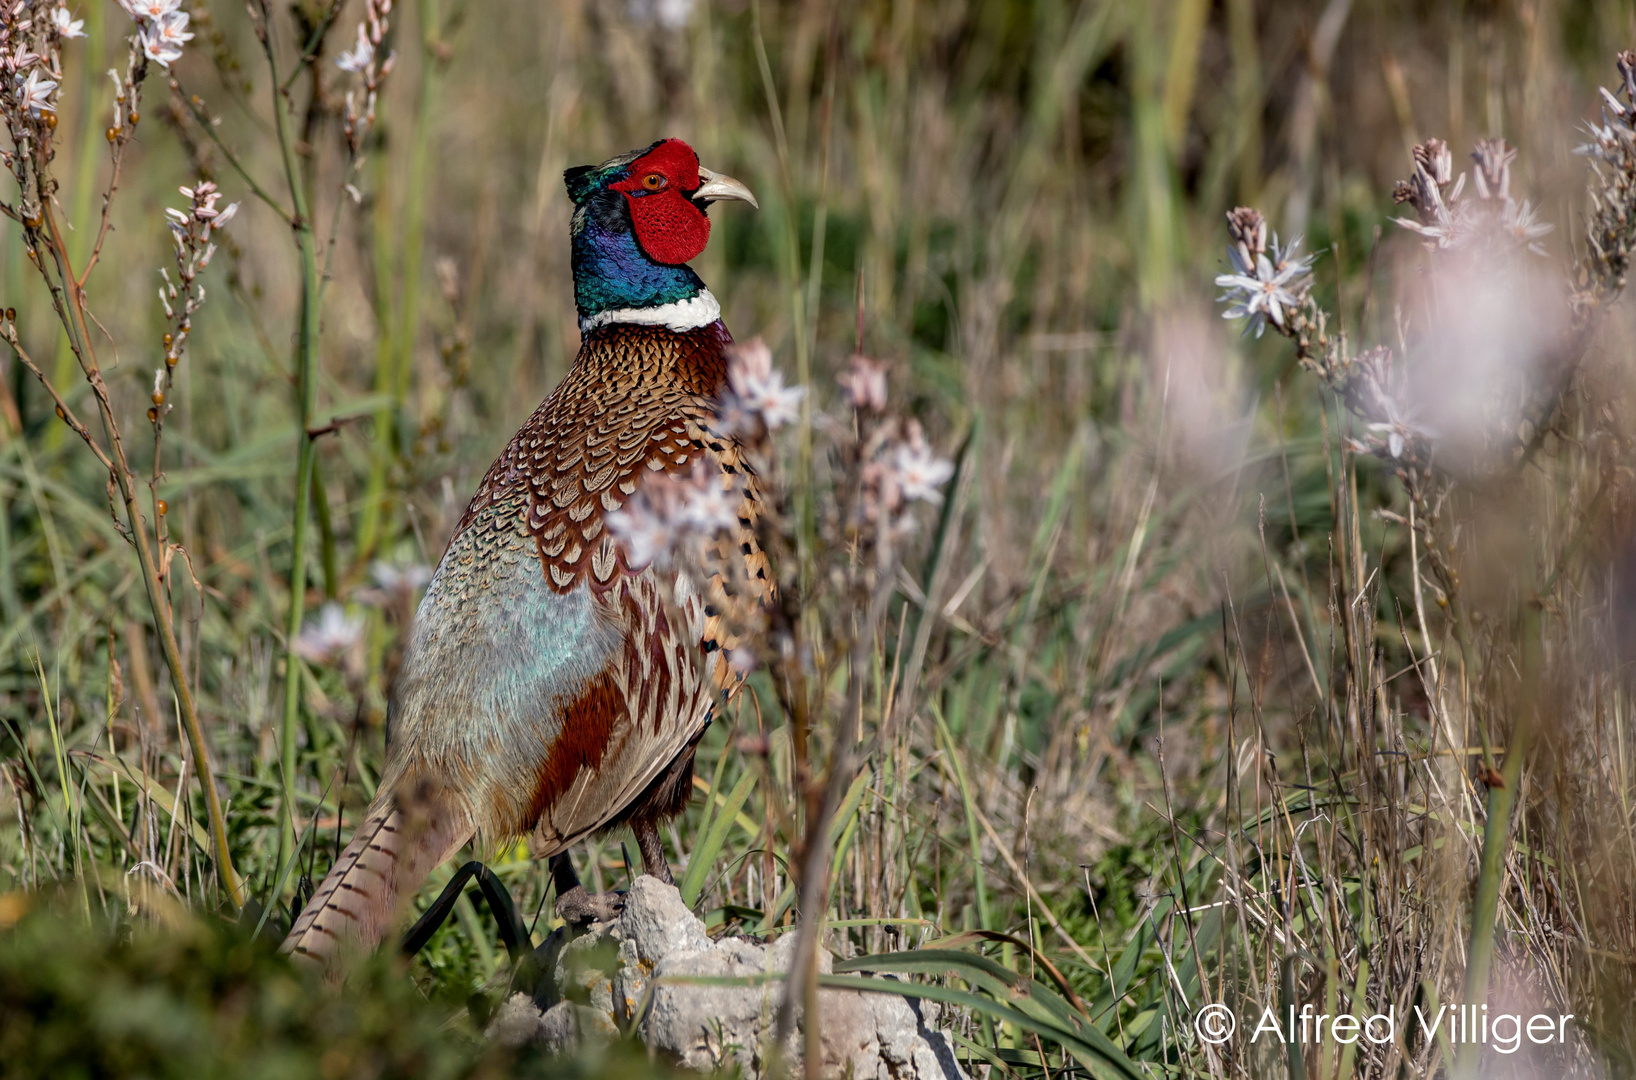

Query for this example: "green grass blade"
[932,702,990,929]
[680,767,756,907]
[816,974,1145,1080]
[836,948,1088,1032]
[825,767,874,901]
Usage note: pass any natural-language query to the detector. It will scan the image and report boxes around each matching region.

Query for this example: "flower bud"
[1470,138,1516,202]
[1225,207,1268,257]
[1412,139,1453,186]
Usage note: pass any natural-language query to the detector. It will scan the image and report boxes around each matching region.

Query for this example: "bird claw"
[555,884,625,926]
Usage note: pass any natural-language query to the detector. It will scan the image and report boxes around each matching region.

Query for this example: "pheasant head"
[565,138,757,332]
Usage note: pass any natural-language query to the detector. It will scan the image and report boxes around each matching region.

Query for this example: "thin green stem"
[262,3,327,876]
[46,0,104,450]
[34,190,243,907]
[280,0,348,95]
[355,166,396,560]
[1455,594,1541,1078]
[172,79,295,225]
[312,462,338,599]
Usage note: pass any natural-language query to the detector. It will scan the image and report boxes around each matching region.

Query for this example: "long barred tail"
[281,794,470,973]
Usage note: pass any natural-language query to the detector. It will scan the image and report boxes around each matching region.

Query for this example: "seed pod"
[162,332,173,347]
[151,391,164,406]
[156,500,168,516]
[146,406,158,422]
[105,126,118,142]
[4,308,14,321]
[128,111,139,125]
[54,404,65,421]
[44,113,57,130]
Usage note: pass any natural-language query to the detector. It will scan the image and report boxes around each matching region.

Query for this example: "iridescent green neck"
[571,189,707,328]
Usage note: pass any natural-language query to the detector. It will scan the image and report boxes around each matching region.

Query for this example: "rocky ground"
[485,877,968,1079]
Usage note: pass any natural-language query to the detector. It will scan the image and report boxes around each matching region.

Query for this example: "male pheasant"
[282,138,766,970]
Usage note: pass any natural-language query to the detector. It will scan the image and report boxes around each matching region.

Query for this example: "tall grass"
[2,1,1635,1077]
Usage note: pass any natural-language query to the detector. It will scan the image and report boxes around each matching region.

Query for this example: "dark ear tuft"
[564,165,599,203]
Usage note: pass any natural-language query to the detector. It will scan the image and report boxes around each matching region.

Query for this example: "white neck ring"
[579,289,721,334]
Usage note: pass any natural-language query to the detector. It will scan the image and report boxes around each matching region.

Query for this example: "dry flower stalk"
[0,0,246,904]
[1217,48,1636,1079]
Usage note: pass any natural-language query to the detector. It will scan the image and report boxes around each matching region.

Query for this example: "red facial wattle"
[611,138,711,266]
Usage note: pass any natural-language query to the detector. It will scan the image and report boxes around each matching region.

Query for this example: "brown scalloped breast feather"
[450,322,735,595]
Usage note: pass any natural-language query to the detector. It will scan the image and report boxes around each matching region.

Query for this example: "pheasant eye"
[641,173,666,191]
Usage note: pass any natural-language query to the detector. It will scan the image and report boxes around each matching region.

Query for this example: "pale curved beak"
[693,166,759,209]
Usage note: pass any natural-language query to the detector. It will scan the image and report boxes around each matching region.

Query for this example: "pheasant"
[282,138,766,970]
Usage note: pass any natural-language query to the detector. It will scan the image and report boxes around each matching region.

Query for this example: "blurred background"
[4,0,1636,1076]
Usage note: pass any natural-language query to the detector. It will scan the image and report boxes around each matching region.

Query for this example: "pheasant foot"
[549,852,626,926]
[554,884,626,925]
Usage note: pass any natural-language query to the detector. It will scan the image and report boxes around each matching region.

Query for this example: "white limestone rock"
[486,875,967,1080]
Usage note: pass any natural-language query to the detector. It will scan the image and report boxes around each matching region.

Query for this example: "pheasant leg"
[550,852,625,925]
[634,819,674,885]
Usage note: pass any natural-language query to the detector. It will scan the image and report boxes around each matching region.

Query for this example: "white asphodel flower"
[293,603,365,665]
[1393,212,1457,250]
[725,336,773,384]
[1215,233,1314,338]
[1367,422,1407,460]
[720,338,807,432]
[369,560,433,592]
[891,439,955,505]
[606,497,680,569]
[681,475,738,534]
[1501,198,1553,255]
[335,23,373,72]
[837,354,889,412]
[9,44,42,71]
[152,10,193,47]
[710,391,756,438]
[122,0,181,19]
[735,368,805,430]
[53,7,85,38]
[1575,94,1636,163]
[17,68,58,116]
[141,27,184,67]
